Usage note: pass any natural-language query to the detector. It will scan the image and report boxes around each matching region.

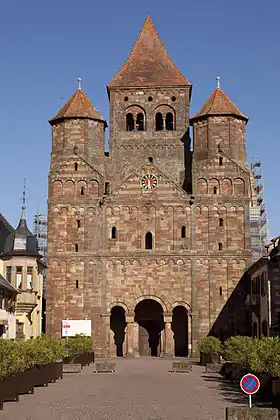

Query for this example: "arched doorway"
[134,299,164,356]
[172,306,188,357]
[110,306,126,357]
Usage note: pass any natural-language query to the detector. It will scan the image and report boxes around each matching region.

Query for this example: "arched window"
[219,157,223,166]
[219,218,224,227]
[213,186,218,195]
[77,220,81,229]
[155,113,164,131]
[112,227,117,240]
[218,242,223,251]
[181,226,186,238]
[126,113,134,131]
[136,113,144,131]
[166,112,174,131]
[105,182,110,195]
[75,243,79,252]
[81,186,85,196]
[75,280,79,289]
[219,286,223,296]
[148,156,153,163]
[74,162,78,171]
[145,232,153,249]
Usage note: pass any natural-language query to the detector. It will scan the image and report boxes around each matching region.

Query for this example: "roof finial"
[77,77,82,90]
[21,178,27,210]
[216,76,220,89]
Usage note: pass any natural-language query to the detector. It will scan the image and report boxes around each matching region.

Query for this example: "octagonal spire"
[108,16,191,88]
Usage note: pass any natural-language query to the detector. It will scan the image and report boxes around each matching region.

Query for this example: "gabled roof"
[49,88,107,126]
[191,87,248,123]
[107,16,191,88]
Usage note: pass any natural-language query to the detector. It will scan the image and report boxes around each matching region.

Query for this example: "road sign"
[240,373,260,408]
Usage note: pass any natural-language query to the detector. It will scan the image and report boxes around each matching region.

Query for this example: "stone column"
[109,328,115,357]
[126,317,134,357]
[160,328,165,357]
[164,316,173,356]
[103,315,111,358]
[188,315,192,356]
[133,322,139,357]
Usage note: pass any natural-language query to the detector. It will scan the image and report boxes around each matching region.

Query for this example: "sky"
[0,0,279,239]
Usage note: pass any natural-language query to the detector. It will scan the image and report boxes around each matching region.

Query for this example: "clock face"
[141,174,158,190]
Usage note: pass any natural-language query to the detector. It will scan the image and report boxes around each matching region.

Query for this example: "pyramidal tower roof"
[108,16,191,88]
[50,82,106,126]
[191,84,248,122]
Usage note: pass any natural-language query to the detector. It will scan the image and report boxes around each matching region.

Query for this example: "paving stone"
[0,358,252,420]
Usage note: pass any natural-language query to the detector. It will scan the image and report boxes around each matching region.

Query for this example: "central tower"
[107,16,192,191]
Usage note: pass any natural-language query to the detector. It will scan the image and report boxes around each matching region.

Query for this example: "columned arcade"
[108,299,191,358]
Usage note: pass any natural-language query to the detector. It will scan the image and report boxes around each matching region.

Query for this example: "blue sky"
[0,0,279,238]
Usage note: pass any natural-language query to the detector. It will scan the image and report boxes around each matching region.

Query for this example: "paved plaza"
[0,358,248,420]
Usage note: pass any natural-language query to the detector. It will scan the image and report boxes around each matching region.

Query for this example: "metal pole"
[249,394,252,408]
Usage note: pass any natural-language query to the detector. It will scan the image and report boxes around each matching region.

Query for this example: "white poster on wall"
[61,320,91,337]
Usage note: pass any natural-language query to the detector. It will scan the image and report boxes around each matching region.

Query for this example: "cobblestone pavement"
[0,358,246,420]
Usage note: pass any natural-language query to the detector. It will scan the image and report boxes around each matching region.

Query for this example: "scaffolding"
[249,159,268,261]
[33,213,47,297]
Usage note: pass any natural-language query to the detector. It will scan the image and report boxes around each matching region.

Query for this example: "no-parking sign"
[240,373,260,407]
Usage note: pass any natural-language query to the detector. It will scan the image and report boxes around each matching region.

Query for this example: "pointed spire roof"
[108,16,191,88]
[191,87,248,123]
[3,206,39,257]
[49,87,107,126]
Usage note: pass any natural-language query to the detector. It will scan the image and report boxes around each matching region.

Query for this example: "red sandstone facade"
[46,17,252,356]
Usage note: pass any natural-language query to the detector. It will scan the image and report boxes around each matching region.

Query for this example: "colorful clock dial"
[141,174,158,190]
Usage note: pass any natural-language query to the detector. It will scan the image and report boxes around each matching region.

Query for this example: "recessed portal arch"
[134,299,164,357]
[110,306,126,357]
[172,305,189,356]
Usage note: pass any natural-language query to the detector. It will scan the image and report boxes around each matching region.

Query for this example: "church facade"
[46,17,252,357]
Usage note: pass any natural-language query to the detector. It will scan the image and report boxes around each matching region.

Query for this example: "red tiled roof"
[49,89,106,125]
[191,87,248,122]
[108,16,191,88]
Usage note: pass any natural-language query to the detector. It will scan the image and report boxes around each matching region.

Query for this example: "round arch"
[134,295,167,313]
[107,301,129,314]
[171,301,192,314]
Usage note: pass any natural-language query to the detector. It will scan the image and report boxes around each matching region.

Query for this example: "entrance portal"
[172,306,188,357]
[135,299,164,356]
[110,306,126,357]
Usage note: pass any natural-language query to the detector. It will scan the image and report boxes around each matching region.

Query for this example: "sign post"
[240,373,260,408]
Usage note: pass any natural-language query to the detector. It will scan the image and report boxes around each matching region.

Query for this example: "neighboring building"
[0,207,44,339]
[242,237,280,338]
[0,260,18,339]
[33,213,47,333]
[46,16,252,357]
[249,160,268,262]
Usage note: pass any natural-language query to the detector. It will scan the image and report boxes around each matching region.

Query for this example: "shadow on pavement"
[201,374,273,408]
